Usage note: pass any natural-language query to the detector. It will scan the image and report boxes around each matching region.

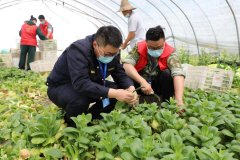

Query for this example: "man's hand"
[177,100,184,106]
[108,87,138,105]
[129,91,138,105]
[126,86,135,92]
[121,42,128,50]
[126,86,139,105]
[140,80,154,95]
[174,98,184,115]
[109,89,134,103]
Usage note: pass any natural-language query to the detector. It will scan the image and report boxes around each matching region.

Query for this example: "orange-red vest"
[135,41,175,71]
[39,21,53,39]
[20,23,38,46]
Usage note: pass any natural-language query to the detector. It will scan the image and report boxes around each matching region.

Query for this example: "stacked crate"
[10,48,20,67]
[39,40,58,61]
[184,65,234,92]
[0,54,12,67]
[30,40,58,72]
[30,60,57,72]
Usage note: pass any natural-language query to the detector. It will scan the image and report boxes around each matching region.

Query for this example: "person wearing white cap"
[119,0,146,50]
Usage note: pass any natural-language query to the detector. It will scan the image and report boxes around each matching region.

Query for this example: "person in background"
[119,0,146,50]
[46,26,138,127]
[38,15,53,39]
[19,15,47,70]
[122,25,185,106]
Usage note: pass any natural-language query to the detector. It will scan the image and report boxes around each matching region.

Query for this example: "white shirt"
[128,11,146,48]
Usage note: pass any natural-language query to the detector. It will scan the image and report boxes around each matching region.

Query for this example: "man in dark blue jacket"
[47,26,137,126]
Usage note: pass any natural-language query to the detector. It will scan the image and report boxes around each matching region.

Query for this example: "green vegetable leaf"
[44,148,63,158]
[121,152,135,160]
[31,137,46,144]
[221,129,234,137]
[188,125,200,134]
[231,145,240,152]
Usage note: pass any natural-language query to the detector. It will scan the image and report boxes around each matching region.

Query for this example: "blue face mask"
[97,56,114,64]
[96,43,118,63]
[148,49,163,58]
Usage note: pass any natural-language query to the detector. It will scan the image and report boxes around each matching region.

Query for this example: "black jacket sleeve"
[111,55,134,89]
[67,45,109,99]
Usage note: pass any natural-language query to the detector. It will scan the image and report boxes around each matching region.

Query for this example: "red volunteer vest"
[135,41,175,71]
[20,23,38,46]
[39,21,53,39]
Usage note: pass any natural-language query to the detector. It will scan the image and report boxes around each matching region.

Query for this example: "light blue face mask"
[97,56,114,64]
[96,43,118,63]
[148,49,163,58]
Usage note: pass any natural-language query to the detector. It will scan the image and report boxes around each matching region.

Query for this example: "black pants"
[135,69,174,102]
[47,81,117,126]
[19,45,36,70]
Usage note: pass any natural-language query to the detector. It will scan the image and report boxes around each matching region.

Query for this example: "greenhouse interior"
[0,0,240,159]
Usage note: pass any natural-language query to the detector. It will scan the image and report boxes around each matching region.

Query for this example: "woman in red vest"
[19,15,47,70]
[38,15,53,39]
[122,26,185,106]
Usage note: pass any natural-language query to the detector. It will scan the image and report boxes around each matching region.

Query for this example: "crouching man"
[46,26,138,126]
[122,25,185,106]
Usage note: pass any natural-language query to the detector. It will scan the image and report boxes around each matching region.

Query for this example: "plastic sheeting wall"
[0,0,239,57]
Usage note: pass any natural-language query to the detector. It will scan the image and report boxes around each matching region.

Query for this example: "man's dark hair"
[146,25,165,41]
[38,15,45,20]
[94,26,122,48]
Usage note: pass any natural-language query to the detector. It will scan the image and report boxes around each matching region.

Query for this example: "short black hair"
[146,25,165,41]
[94,26,122,48]
[38,15,45,19]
